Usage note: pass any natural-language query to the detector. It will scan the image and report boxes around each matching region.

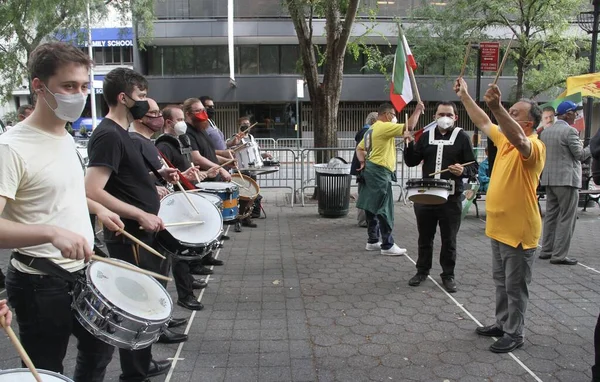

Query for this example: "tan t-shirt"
[0,123,93,274]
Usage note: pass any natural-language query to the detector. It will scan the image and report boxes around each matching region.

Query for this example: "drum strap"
[11,252,76,283]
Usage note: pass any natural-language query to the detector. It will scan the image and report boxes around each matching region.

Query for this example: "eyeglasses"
[145,111,163,117]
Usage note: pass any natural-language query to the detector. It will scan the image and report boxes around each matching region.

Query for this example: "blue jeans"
[6,264,115,382]
[365,211,394,250]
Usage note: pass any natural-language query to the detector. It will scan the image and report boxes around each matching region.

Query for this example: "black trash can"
[315,161,352,218]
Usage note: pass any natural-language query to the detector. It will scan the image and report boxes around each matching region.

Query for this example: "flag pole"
[399,25,422,105]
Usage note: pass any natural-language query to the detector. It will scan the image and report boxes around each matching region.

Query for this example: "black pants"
[413,199,462,278]
[105,227,170,382]
[172,256,195,300]
[5,264,115,382]
[594,312,600,381]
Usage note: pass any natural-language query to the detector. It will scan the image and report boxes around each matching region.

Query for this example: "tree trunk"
[312,87,339,163]
[515,50,525,100]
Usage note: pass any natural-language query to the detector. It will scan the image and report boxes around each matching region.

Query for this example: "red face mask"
[194,110,209,122]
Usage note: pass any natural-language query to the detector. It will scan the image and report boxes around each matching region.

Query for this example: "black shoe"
[190,266,213,275]
[442,277,457,293]
[538,254,551,260]
[0,270,5,289]
[408,273,428,286]
[550,257,578,265]
[202,256,224,266]
[147,359,172,378]
[251,210,261,219]
[220,234,230,240]
[489,335,524,353]
[475,324,504,337]
[177,296,204,311]
[157,328,188,344]
[192,279,207,289]
[168,317,188,328]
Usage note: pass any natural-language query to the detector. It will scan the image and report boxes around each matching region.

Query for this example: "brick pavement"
[0,195,598,382]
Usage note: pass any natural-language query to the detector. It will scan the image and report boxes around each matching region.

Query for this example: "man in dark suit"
[538,101,590,265]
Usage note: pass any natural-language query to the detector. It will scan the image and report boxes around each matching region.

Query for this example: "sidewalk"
[0,196,597,381]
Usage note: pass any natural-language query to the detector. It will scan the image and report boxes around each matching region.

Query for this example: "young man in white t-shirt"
[0,42,124,382]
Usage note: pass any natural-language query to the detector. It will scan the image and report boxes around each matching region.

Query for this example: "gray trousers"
[491,239,535,341]
[540,186,579,261]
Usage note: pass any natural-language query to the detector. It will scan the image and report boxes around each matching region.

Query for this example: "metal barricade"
[254,138,277,150]
[253,148,298,207]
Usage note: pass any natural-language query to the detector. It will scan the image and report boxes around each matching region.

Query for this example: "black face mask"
[124,94,150,120]
[206,107,216,119]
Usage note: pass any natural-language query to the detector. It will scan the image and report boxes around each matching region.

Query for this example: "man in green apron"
[356,102,424,255]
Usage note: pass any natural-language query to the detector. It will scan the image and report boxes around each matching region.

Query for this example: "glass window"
[280,45,299,74]
[344,50,363,74]
[122,47,133,64]
[238,46,258,74]
[113,47,121,64]
[148,47,162,75]
[259,45,279,74]
[93,48,103,65]
[195,46,218,74]
[104,48,114,64]
[162,47,176,75]
[173,46,194,74]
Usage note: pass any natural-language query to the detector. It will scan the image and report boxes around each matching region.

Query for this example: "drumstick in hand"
[209,158,236,172]
[429,161,476,176]
[493,35,515,85]
[139,221,205,229]
[118,229,166,260]
[241,122,258,135]
[91,255,172,282]
[0,316,43,382]
[190,164,203,184]
[159,157,200,215]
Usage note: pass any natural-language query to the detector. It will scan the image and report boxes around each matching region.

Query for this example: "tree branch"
[339,0,360,55]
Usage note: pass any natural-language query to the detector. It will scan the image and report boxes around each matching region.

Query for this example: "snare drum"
[195,192,223,211]
[235,135,263,169]
[73,259,173,350]
[406,178,455,205]
[157,192,223,258]
[231,173,260,219]
[0,369,73,381]
[196,182,239,221]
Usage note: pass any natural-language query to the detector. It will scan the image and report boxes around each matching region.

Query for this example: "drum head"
[196,182,238,192]
[231,174,260,199]
[159,192,223,245]
[88,260,172,321]
[195,192,222,206]
[0,369,73,382]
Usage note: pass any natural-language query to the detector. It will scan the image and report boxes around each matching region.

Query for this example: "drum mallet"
[0,316,43,382]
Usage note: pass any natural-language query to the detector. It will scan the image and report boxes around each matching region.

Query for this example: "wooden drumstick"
[209,158,236,172]
[91,255,172,282]
[139,221,205,229]
[118,228,166,260]
[0,316,43,382]
[459,43,472,78]
[241,121,258,135]
[190,164,203,184]
[429,161,476,176]
[493,35,515,85]
[158,157,200,215]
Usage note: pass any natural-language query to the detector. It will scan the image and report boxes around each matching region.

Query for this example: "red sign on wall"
[480,42,500,72]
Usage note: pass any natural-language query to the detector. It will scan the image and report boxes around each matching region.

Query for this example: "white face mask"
[436,116,454,130]
[42,85,87,122]
[174,121,187,136]
[391,116,398,124]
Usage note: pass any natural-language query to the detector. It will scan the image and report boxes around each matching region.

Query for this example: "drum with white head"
[235,135,263,170]
[72,259,173,350]
[0,369,73,381]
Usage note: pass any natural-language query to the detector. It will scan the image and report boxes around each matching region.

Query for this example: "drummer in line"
[0,42,124,382]
[403,101,478,293]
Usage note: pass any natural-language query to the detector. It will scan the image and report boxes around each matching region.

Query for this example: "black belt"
[11,252,83,283]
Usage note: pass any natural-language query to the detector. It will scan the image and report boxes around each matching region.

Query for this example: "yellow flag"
[561,72,600,98]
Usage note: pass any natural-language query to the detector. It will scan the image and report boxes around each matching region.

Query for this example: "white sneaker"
[381,244,407,256]
[365,242,382,251]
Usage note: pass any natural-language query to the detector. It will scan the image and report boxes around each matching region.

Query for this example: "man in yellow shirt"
[356,102,424,255]
[455,77,545,353]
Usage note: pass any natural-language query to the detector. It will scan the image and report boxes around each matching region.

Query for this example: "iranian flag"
[390,30,417,113]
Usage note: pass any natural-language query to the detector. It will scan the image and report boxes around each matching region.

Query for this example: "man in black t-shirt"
[85,68,178,382]
[182,97,232,182]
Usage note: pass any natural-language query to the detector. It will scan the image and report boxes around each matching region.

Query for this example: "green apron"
[356,160,396,228]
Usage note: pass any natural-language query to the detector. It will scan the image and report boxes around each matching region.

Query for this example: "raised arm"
[483,84,531,159]
[454,77,493,136]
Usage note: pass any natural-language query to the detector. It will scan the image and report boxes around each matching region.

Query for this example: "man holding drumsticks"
[85,68,178,382]
[0,42,125,381]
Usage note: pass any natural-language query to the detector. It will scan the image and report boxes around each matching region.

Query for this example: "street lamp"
[577,0,599,203]
[577,0,600,147]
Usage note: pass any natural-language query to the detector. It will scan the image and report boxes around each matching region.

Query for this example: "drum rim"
[231,173,260,200]
[0,368,74,381]
[84,260,174,320]
[195,182,240,193]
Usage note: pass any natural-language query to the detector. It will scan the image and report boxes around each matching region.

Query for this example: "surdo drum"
[72,259,173,350]
[230,173,260,219]
[157,191,223,259]
[195,182,239,222]
[406,178,455,205]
